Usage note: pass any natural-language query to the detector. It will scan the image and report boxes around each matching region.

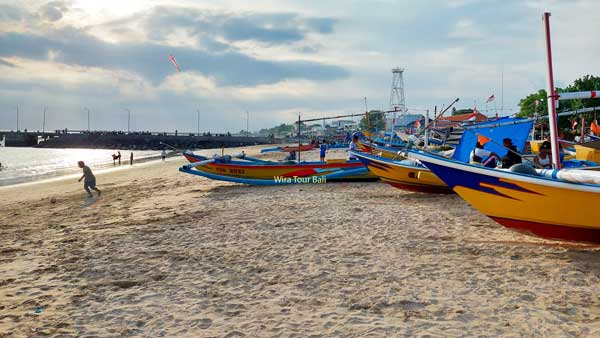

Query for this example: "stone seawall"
[33,133,275,150]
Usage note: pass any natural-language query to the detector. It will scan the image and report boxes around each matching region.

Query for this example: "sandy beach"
[1,145,600,337]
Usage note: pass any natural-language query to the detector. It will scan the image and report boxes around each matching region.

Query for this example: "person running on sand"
[78,161,101,198]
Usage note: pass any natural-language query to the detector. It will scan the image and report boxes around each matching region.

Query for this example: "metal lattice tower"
[389,67,406,112]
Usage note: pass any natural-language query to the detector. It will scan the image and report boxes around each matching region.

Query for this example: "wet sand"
[1,145,600,337]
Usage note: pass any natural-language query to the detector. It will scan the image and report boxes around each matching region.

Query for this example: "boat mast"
[424,109,429,149]
[542,12,561,169]
[365,97,372,153]
[297,113,301,162]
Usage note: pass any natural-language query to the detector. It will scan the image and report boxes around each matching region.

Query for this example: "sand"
[1,145,600,337]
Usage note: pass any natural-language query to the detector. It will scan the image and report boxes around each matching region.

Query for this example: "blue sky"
[0,0,598,133]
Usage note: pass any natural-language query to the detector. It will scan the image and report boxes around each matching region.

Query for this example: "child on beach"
[77,161,101,198]
[348,135,359,160]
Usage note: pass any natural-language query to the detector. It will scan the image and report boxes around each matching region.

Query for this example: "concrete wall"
[34,133,275,150]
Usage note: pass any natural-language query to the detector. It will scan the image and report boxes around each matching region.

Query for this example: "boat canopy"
[453,117,533,163]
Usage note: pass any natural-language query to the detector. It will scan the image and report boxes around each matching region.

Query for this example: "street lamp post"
[42,107,46,134]
[246,111,249,138]
[124,108,131,133]
[197,109,200,135]
[84,107,90,131]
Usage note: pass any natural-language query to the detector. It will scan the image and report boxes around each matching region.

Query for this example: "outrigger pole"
[298,112,372,123]
[543,12,561,169]
[297,113,301,162]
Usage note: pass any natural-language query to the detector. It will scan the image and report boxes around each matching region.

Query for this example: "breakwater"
[0,130,278,150]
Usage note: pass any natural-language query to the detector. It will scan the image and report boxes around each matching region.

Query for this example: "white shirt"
[348,141,358,159]
[537,154,551,166]
[470,148,491,162]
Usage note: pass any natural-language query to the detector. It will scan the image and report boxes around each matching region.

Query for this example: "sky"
[0,0,598,133]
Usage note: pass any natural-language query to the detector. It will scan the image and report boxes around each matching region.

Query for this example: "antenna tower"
[390,67,406,112]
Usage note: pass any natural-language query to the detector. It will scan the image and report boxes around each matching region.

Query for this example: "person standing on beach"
[130,152,133,165]
[161,149,167,161]
[78,161,101,198]
[320,142,327,162]
[117,151,121,165]
[348,135,359,160]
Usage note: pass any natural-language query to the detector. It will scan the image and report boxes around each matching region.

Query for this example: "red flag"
[466,110,477,121]
[571,119,578,130]
[414,119,421,129]
[477,134,491,145]
[485,94,495,103]
[169,54,181,72]
[591,120,600,134]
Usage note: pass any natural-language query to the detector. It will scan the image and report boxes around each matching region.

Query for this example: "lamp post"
[42,107,46,134]
[246,111,249,138]
[16,106,19,131]
[124,108,131,133]
[197,109,200,135]
[84,107,90,131]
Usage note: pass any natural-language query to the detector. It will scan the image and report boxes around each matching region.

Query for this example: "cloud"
[448,19,484,39]
[0,28,349,86]
[0,4,27,21]
[0,58,16,67]
[137,6,338,47]
[39,1,69,22]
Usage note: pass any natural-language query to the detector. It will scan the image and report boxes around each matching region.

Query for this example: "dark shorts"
[84,178,96,189]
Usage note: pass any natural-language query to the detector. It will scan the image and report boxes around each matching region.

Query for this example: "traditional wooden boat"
[409,149,600,242]
[261,144,317,153]
[350,150,452,194]
[179,151,377,185]
[408,13,600,243]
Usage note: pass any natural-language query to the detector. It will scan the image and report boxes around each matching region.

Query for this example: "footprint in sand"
[190,318,212,329]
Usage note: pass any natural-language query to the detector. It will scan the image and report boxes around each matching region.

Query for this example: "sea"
[0,147,164,186]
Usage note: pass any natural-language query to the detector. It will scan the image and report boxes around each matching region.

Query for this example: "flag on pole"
[466,110,477,122]
[477,133,491,145]
[169,54,181,72]
[571,119,578,130]
[591,120,600,134]
[485,94,495,103]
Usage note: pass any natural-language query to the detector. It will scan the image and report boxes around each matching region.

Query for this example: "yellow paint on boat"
[454,177,600,228]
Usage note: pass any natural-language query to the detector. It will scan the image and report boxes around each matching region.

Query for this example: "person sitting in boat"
[348,135,359,160]
[470,142,500,168]
[501,138,522,169]
[534,142,553,169]
[284,150,296,161]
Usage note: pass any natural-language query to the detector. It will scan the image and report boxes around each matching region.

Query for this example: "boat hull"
[351,151,452,194]
[410,150,600,243]
[181,152,377,184]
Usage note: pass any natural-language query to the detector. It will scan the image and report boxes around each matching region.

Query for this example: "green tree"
[517,89,548,118]
[517,75,600,133]
[359,110,386,132]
